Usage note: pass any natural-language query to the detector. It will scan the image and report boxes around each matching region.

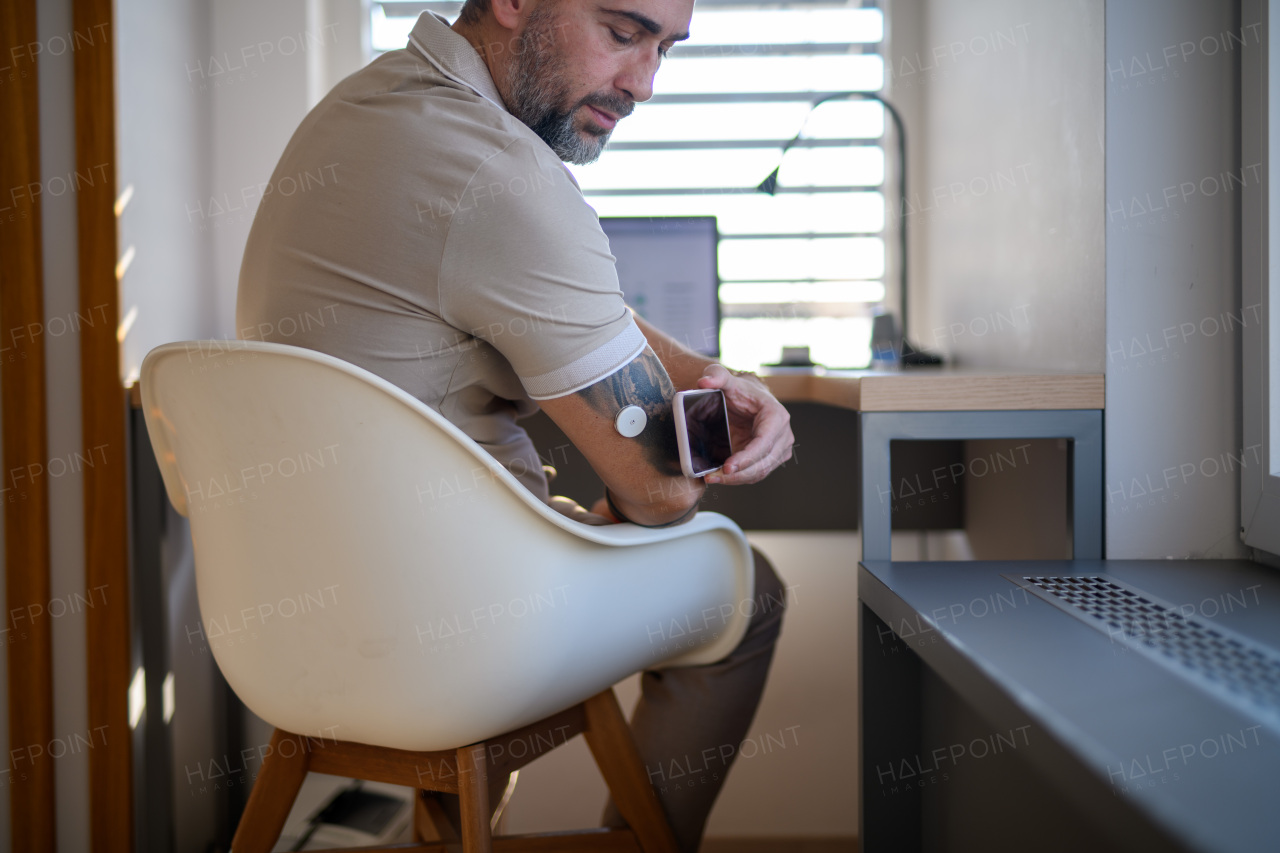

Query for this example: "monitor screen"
[599,216,720,357]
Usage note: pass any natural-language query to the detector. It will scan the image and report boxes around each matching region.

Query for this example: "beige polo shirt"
[237,12,645,501]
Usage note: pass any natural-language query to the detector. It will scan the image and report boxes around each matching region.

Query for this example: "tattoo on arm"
[578,349,683,476]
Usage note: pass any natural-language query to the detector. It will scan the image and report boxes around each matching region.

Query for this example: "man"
[237,0,793,847]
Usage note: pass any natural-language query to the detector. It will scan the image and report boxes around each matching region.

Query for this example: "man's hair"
[456,0,490,26]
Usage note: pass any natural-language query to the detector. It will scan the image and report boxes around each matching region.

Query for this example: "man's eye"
[609,29,633,46]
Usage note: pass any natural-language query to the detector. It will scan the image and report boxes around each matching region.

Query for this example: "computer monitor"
[599,216,720,357]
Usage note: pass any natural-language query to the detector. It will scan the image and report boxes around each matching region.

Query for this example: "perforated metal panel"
[1007,575,1280,720]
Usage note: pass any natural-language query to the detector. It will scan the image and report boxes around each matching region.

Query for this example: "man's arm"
[538,346,704,527]
[632,314,795,486]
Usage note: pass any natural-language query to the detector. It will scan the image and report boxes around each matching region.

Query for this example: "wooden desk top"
[131,370,1105,412]
[760,369,1104,412]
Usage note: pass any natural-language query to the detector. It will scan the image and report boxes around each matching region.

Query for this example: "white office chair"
[140,340,755,852]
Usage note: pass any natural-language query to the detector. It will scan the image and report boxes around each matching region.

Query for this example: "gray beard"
[505,10,618,165]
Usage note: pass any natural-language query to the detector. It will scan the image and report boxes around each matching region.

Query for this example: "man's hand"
[695,365,793,485]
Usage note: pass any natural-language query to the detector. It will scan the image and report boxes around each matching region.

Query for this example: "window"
[1241,0,1280,556]
[371,0,889,370]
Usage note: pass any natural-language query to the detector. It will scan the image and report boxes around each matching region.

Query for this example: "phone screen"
[681,390,732,476]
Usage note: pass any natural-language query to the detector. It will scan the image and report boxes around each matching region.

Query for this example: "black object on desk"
[859,558,1280,853]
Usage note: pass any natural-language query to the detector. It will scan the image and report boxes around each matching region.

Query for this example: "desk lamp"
[757,91,943,367]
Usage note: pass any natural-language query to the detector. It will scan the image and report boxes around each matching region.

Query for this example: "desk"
[761,370,1105,561]
[859,558,1280,852]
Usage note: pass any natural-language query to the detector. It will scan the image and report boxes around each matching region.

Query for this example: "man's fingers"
[696,371,726,390]
[721,438,769,479]
[695,367,792,485]
[712,431,792,485]
[697,364,733,389]
[715,450,782,485]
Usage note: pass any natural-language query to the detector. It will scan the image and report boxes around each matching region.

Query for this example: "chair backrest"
[141,341,753,751]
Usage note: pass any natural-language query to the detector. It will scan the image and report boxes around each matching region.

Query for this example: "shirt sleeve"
[437,137,645,400]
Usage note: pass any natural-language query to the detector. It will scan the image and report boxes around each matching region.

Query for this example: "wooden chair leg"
[582,690,679,853]
[231,729,312,853]
[457,744,492,853]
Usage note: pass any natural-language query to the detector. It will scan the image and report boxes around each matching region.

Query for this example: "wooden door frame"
[1,0,57,848]
[2,0,133,849]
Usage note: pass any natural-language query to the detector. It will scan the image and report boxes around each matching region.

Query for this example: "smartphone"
[674,389,733,478]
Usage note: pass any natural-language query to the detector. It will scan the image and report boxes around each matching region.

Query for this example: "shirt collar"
[407,11,506,110]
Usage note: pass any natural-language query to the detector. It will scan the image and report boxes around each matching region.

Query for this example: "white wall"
[1105,0,1253,558]
[117,0,218,380]
[887,0,1106,371]
[207,0,367,337]
[888,0,1253,559]
[116,0,217,848]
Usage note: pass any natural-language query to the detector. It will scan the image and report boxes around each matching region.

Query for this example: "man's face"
[505,0,692,164]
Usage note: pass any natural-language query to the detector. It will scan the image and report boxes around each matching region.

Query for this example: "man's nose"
[617,50,659,104]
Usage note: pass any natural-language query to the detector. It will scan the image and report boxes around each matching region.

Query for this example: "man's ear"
[490,0,536,32]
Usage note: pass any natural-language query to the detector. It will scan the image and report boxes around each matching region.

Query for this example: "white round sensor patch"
[615,405,647,438]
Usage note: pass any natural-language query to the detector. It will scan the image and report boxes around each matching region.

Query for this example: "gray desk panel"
[859,410,1103,562]
[859,559,1280,853]
[1085,560,1280,649]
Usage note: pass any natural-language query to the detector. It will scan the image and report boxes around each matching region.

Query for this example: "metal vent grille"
[1015,575,1280,713]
